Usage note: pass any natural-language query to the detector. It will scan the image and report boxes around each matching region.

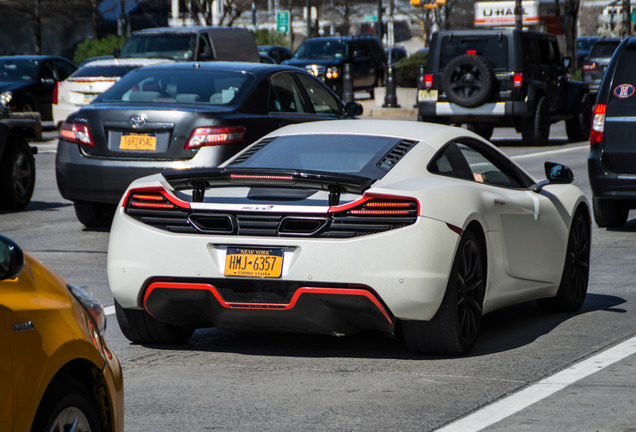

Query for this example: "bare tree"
[186,0,252,26]
[553,0,581,70]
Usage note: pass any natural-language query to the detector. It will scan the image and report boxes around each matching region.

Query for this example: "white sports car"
[107,120,591,355]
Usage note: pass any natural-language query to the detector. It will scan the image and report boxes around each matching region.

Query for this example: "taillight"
[59,121,94,147]
[185,126,245,149]
[424,74,433,89]
[123,188,190,210]
[582,62,598,72]
[512,73,523,88]
[332,196,419,217]
[466,50,477,55]
[590,103,606,147]
[53,82,59,105]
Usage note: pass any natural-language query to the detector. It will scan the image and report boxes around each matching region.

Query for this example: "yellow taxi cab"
[0,234,123,431]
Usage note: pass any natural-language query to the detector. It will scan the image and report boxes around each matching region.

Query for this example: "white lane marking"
[104,305,115,316]
[510,144,589,160]
[436,336,636,432]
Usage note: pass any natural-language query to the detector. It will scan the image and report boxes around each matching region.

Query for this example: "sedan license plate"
[120,133,156,151]
[418,89,438,102]
[224,248,283,278]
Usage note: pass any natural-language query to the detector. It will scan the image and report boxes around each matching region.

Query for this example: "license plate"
[120,133,156,151]
[224,248,283,278]
[418,89,438,102]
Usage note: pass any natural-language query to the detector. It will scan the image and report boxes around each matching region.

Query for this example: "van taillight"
[59,121,94,147]
[590,104,606,147]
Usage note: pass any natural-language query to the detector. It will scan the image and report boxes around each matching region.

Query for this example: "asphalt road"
[1,122,635,431]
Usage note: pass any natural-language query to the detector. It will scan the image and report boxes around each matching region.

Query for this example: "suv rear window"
[589,41,620,58]
[609,46,636,106]
[440,36,508,69]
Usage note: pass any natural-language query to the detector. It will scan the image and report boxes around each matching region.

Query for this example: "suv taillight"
[53,82,59,105]
[512,73,523,88]
[59,121,94,147]
[583,62,598,72]
[424,74,433,89]
[590,103,606,147]
[185,126,246,150]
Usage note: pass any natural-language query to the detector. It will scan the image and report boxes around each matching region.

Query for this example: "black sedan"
[56,61,362,228]
[0,56,77,120]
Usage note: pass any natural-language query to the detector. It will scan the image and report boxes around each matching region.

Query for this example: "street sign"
[276,11,289,33]
[364,14,378,22]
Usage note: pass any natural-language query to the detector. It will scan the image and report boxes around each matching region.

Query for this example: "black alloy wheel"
[521,95,550,146]
[442,54,495,108]
[402,229,485,355]
[538,209,590,311]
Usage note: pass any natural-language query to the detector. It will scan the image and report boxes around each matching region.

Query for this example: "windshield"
[121,34,196,60]
[98,68,255,105]
[294,40,349,60]
[0,59,37,82]
[230,134,404,179]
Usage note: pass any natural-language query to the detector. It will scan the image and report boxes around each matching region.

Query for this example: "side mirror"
[345,101,363,118]
[41,78,56,86]
[562,56,572,70]
[0,235,24,281]
[533,161,574,192]
[113,47,121,58]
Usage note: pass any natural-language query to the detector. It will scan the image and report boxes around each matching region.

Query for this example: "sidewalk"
[358,95,418,120]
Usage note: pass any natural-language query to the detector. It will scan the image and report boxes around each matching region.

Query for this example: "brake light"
[582,62,598,72]
[59,121,94,147]
[466,50,477,55]
[331,196,419,217]
[53,82,59,105]
[512,73,523,88]
[424,74,433,89]
[590,104,606,147]
[185,126,245,149]
[123,188,190,210]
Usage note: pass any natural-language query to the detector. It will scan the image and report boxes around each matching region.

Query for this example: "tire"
[73,200,116,228]
[0,136,35,210]
[521,96,550,146]
[537,209,590,311]
[442,54,495,108]
[566,92,592,142]
[592,197,629,228]
[31,376,102,432]
[115,300,194,344]
[467,122,494,140]
[402,230,486,355]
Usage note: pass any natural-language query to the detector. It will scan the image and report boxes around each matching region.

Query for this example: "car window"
[55,60,76,80]
[522,35,538,67]
[40,61,55,79]
[0,59,36,81]
[121,34,196,60]
[269,72,307,113]
[197,34,213,59]
[99,68,254,105]
[294,40,348,60]
[296,73,341,115]
[429,141,527,188]
[439,36,508,69]
[589,41,620,58]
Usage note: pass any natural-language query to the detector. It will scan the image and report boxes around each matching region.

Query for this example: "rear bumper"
[588,151,636,202]
[417,101,530,123]
[55,140,228,204]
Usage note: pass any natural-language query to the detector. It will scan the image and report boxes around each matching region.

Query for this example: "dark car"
[417,29,592,146]
[283,36,387,98]
[56,62,362,228]
[582,38,621,93]
[588,36,636,228]
[385,46,409,66]
[577,36,601,68]
[258,45,293,64]
[0,56,77,120]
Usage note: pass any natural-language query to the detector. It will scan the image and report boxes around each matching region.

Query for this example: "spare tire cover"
[442,54,495,108]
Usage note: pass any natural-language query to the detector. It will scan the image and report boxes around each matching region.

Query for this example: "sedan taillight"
[59,121,94,147]
[590,103,606,147]
[53,82,59,105]
[582,62,598,72]
[185,126,246,150]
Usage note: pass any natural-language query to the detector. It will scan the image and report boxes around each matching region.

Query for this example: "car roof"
[131,26,248,35]
[0,55,71,61]
[131,61,302,74]
[81,58,175,68]
[260,119,481,152]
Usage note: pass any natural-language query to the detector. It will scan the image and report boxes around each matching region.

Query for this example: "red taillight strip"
[142,282,393,325]
[350,210,410,215]
[121,186,190,209]
[590,103,606,147]
[229,174,295,181]
[329,193,420,214]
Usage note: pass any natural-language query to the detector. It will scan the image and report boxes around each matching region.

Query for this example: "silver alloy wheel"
[46,406,92,432]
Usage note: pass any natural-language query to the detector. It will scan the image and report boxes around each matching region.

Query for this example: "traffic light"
[410,0,422,5]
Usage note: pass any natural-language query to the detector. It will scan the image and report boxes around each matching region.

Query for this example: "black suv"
[417,29,592,145]
[284,36,387,98]
[588,37,636,228]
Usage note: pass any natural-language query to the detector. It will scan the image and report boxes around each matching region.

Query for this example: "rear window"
[70,65,139,79]
[121,34,196,60]
[97,68,255,105]
[231,135,404,179]
[589,41,620,58]
[440,36,508,69]
[609,46,636,106]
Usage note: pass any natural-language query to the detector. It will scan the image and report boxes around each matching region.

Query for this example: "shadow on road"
[139,293,627,360]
